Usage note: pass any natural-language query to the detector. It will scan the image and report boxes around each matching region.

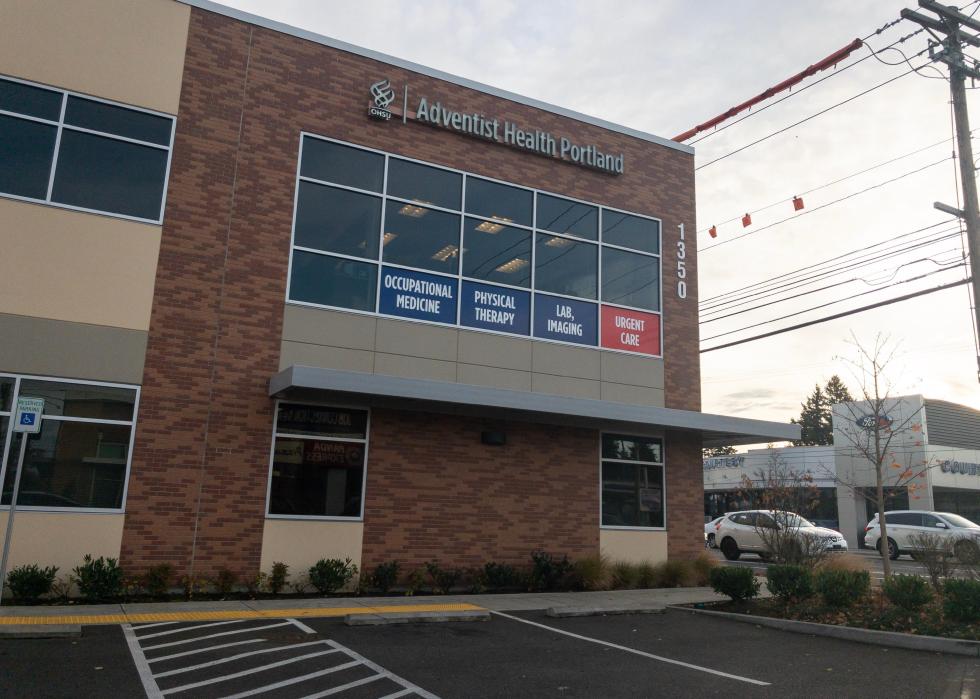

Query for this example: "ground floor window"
[267,402,368,519]
[933,489,980,525]
[601,433,664,528]
[704,487,839,528]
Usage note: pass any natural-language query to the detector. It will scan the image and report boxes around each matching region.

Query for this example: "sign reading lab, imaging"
[379,267,457,325]
[13,397,44,434]
[460,281,530,336]
[600,306,660,355]
[533,294,598,346]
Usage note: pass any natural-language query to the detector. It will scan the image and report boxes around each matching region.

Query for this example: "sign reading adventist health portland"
[368,79,625,175]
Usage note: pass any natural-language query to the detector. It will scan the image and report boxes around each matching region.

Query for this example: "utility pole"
[903,1,980,382]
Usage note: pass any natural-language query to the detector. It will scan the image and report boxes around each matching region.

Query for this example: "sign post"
[0,397,44,605]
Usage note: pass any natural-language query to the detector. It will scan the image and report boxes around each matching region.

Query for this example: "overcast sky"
[213,0,980,426]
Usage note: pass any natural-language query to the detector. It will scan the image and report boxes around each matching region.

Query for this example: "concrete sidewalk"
[0,587,725,626]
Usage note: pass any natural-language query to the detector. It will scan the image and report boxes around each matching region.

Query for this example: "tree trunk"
[874,414,892,578]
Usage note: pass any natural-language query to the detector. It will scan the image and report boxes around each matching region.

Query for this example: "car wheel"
[707,533,716,548]
[955,540,979,565]
[720,537,741,561]
[876,538,900,560]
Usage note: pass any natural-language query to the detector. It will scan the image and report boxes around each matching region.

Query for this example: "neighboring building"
[0,0,796,582]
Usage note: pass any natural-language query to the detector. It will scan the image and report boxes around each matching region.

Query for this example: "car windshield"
[940,513,980,529]
[774,512,814,528]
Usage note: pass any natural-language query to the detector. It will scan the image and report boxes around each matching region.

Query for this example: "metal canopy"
[270,365,799,447]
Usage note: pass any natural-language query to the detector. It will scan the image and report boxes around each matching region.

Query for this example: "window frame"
[599,431,667,531]
[0,73,175,225]
[264,399,371,522]
[0,372,140,514]
[285,132,663,358]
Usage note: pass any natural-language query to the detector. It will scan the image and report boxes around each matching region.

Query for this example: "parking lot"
[2,608,978,698]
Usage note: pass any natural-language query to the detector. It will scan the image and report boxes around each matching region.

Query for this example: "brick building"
[0,0,797,582]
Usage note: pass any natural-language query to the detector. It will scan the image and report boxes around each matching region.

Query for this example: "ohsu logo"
[855,414,893,430]
[369,79,395,121]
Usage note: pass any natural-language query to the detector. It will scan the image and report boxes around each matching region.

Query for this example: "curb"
[668,605,980,657]
[546,606,666,618]
[344,610,491,626]
[0,624,81,639]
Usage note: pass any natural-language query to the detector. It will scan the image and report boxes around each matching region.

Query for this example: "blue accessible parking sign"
[13,397,44,434]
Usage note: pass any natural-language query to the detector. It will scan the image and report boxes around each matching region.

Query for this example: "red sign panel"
[600,306,661,355]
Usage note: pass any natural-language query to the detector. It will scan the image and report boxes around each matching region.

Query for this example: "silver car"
[864,510,980,562]
[715,509,848,561]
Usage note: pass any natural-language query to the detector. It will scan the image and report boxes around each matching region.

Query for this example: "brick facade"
[122,6,700,577]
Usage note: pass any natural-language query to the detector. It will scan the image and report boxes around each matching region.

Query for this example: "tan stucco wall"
[0,199,161,330]
[0,511,123,574]
[0,0,190,114]
[600,529,668,564]
[259,519,364,587]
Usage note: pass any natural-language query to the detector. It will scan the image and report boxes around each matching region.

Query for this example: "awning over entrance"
[269,365,799,447]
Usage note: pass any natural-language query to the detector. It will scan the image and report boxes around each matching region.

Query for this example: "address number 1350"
[676,223,687,299]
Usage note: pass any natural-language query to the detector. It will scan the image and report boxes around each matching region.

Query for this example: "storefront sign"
[533,294,597,345]
[459,281,530,336]
[940,460,980,476]
[379,266,457,325]
[368,79,395,120]
[704,456,745,470]
[856,414,893,430]
[600,306,660,355]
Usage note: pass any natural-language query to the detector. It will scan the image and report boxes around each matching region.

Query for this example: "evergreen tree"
[824,374,853,406]
[792,384,830,446]
[703,445,737,457]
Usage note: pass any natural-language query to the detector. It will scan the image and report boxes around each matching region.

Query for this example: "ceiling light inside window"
[431,244,459,262]
[475,220,504,234]
[490,215,514,223]
[399,204,428,218]
[495,258,529,273]
[383,232,398,246]
[545,236,572,247]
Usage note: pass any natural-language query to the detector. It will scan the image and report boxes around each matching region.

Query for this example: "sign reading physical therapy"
[368,79,625,175]
[460,281,531,336]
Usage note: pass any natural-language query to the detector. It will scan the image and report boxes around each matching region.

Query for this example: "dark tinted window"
[289,251,377,312]
[536,193,598,240]
[886,512,922,526]
[603,211,660,253]
[294,181,381,260]
[381,204,460,274]
[276,404,367,439]
[535,233,597,299]
[0,378,13,412]
[601,461,664,528]
[300,137,383,192]
[462,217,531,287]
[19,380,136,421]
[51,130,168,219]
[64,96,173,146]
[921,514,944,528]
[0,78,62,120]
[601,434,662,462]
[602,248,660,311]
[268,438,364,517]
[465,177,532,227]
[0,115,56,199]
[387,158,461,210]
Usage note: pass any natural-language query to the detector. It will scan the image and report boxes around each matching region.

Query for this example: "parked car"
[715,509,848,561]
[864,510,980,562]
[704,516,726,548]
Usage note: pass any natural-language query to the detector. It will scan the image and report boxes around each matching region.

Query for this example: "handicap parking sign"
[13,397,44,434]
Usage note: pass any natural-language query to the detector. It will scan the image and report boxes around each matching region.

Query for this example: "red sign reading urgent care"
[600,306,661,355]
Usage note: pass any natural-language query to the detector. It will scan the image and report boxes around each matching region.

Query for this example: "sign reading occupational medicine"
[13,397,44,434]
[533,294,598,346]
[379,267,457,325]
[460,281,531,336]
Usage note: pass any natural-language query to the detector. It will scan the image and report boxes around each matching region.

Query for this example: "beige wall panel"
[259,519,363,587]
[0,200,161,330]
[375,318,458,362]
[282,305,377,352]
[600,382,665,408]
[458,363,532,392]
[601,352,664,389]
[279,340,375,373]
[0,313,146,384]
[0,511,123,573]
[531,373,600,400]
[600,529,668,564]
[458,331,532,371]
[0,0,190,114]
[374,353,457,382]
[532,342,601,380]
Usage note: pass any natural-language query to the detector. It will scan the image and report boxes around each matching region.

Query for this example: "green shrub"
[6,564,58,603]
[404,568,425,596]
[691,553,718,586]
[425,562,461,594]
[483,562,522,590]
[142,564,173,598]
[74,555,124,602]
[657,560,693,588]
[528,550,573,592]
[268,562,289,595]
[309,558,358,595]
[815,568,870,608]
[214,569,237,597]
[370,561,400,593]
[709,566,759,602]
[944,578,980,622]
[636,562,658,588]
[766,564,814,603]
[610,561,640,590]
[882,574,933,612]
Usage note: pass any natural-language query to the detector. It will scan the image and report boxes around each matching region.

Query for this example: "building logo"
[855,414,892,430]
[369,79,395,121]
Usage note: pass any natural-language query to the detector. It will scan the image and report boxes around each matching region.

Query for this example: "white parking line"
[147,639,266,663]
[134,622,180,630]
[153,640,327,678]
[122,624,164,699]
[322,639,440,699]
[491,611,770,687]
[141,622,292,651]
[217,660,362,699]
[137,619,248,640]
[299,673,384,698]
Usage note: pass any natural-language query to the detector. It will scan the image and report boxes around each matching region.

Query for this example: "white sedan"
[715,510,847,560]
[704,516,726,548]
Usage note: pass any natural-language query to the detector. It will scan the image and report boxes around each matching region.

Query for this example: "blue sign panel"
[460,281,530,336]
[533,293,598,346]
[379,266,457,325]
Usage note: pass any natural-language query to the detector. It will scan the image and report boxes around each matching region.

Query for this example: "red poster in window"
[600,306,660,355]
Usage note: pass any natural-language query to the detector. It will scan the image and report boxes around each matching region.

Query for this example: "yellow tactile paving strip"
[0,602,486,626]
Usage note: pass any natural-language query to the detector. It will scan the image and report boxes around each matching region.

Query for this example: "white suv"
[864,510,980,562]
[715,510,848,561]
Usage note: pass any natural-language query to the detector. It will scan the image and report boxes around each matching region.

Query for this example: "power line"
[700,278,972,353]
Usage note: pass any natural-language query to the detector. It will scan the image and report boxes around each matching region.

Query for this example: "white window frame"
[599,431,667,531]
[265,399,371,521]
